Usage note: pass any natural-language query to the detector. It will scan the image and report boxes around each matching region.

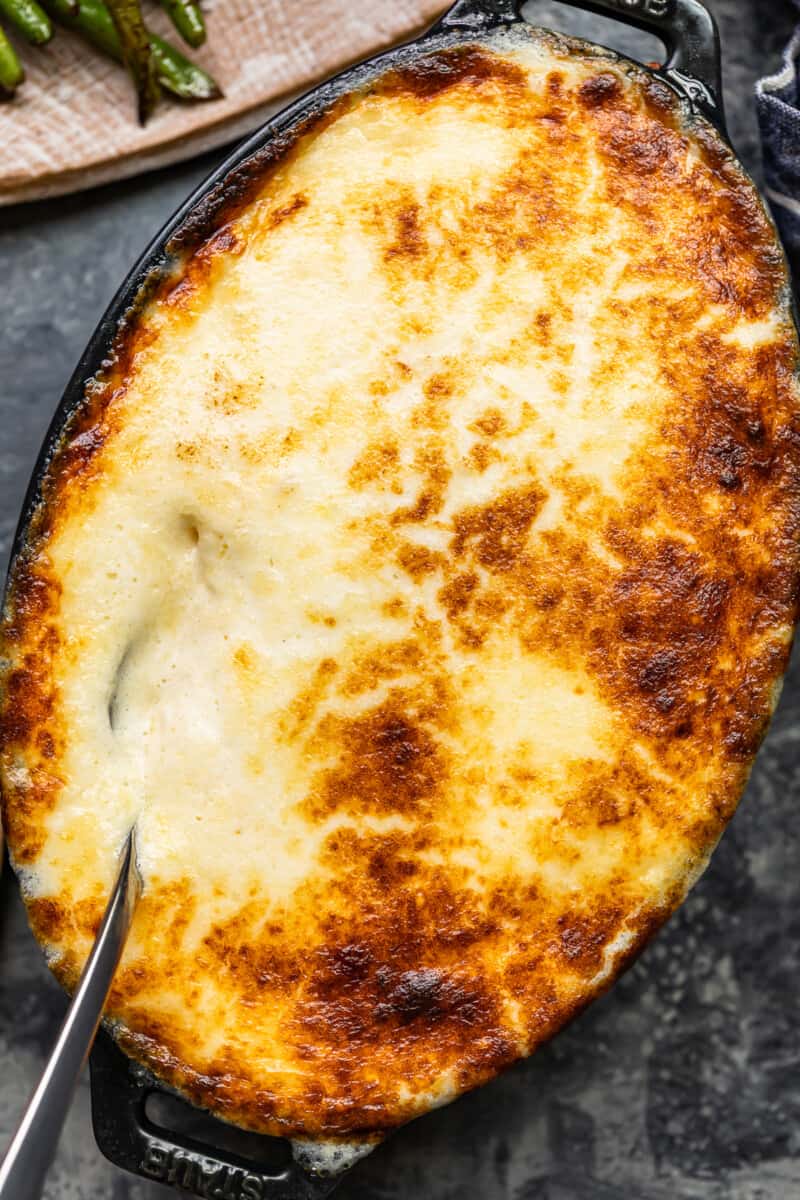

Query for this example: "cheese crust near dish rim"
[2,26,800,1160]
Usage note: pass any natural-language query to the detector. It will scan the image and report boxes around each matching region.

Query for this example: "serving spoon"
[0,828,141,1200]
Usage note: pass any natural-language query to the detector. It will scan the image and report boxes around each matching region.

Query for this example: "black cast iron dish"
[3,0,769,1196]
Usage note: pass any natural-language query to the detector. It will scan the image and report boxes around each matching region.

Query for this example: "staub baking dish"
[2,0,799,1196]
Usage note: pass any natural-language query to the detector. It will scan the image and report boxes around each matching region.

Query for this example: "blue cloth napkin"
[757,22,800,276]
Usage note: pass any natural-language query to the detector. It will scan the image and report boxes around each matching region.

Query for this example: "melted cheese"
[2,28,798,1153]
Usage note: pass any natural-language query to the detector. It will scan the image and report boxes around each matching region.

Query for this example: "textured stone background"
[2,2,800,1197]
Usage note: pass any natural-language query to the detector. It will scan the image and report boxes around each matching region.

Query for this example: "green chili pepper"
[160,0,205,49]
[0,22,25,95]
[42,0,221,104]
[0,0,52,46]
[105,0,160,124]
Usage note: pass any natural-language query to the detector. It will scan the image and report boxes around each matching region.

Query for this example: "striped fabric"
[757,16,800,279]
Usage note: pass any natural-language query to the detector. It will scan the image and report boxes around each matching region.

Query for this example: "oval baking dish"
[2,1,799,1197]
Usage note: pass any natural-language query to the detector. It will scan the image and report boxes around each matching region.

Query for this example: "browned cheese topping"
[1,30,798,1149]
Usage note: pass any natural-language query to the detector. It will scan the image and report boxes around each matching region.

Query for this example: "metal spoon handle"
[0,831,141,1200]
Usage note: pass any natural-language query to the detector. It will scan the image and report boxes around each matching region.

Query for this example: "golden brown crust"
[2,33,799,1142]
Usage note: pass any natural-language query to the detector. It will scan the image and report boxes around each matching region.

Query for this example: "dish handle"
[89,1032,342,1200]
[436,0,724,130]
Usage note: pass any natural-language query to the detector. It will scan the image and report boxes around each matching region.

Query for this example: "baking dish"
[2,0,796,1197]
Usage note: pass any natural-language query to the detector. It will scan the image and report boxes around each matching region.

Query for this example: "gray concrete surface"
[1,2,799,1197]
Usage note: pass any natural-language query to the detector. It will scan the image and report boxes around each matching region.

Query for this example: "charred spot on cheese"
[385,45,528,102]
[304,695,449,821]
[2,27,799,1148]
